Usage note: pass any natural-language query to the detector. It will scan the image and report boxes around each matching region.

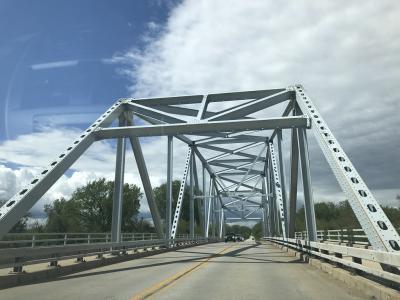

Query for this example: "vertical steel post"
[128,117,164,238]
[261,174,269,237]
[269,142,287,238]
[277,129,288,237]
[193,155,204,235]
[202,164,207,236]
[270,165,280,236]
[219,207,224,238]
[190,151,195,237]
[170,147,192,239]
[298,127,317,241]
[206,178,213,238]
[261,208,266,237]
[211,183,216,237]
[288,126,299,238]
[266,148,277,236]
[222,212,226,237]
[216,196,220,237]
[266,155,275,236]
[166,136,173,241]
[111,116,127,243]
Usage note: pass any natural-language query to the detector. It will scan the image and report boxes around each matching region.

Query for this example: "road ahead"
[1,242,365,300]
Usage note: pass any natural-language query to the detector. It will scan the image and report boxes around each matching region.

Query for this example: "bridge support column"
[166,136,173,243]
[298,127,317,241]
[202,164,207,237]
[267,147,280,237]
[111,116,127,243]
[277,129,288,237]
[190,151,195,238]
[219,207,224,238]
[266,153,275,236]
[261,209,266,237]
[211,183,216,238]
[205,178,213,238]
[12,257,23,273]
[288,126,299,238]
[261,174,269,237]
[170,147,192,239]
[128,116,164,238]
[192,155,204,235]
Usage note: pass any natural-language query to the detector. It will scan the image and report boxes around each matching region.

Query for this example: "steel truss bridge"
[0,85,399,299]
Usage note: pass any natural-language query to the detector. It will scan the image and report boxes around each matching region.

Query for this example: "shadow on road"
[5,242,303,287]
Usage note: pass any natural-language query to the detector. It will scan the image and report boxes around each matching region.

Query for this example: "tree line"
[2,178,202,234]
[1,178,399,239]
[251,200,400,239]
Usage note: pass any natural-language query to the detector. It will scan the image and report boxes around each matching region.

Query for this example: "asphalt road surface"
[1,241,365,300]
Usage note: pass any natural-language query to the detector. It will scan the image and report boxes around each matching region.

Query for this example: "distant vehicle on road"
[224,233,236,242]
[224,233,245,242]
[235,234,245,242]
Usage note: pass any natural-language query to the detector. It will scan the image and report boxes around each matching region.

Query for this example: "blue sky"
[0,0,399,219]
[0,0,173,140]
[0,0,179,216]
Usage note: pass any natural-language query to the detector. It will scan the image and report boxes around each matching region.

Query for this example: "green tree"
[226,224,252,238]
[44,178,142,232]
[252,222,263,239]
[382,206,400,228]
[44,198,82,232]
[153,180,201,234]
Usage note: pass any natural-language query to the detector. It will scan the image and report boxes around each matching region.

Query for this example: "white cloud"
[0,127,116,173]
[2,0,400,225]
[31,60,78,70]
[0,127,195,216]
[0,165,18,201]
[110,0,400,205]
[0,164,105,217]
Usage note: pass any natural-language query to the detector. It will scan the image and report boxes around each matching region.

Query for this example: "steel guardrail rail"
[295,229,370,246]
[0,237,221,271]
[0,232,195,248]
[264,237,400,284]
[295,228,400,248]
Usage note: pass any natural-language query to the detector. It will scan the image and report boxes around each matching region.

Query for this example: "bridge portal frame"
[0,85,399,254]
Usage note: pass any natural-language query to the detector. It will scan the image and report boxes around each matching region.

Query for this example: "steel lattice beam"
[0,84,397,258]
[0,101,124,238]
[170,147,192,239]
[94,116,309,139]
[294,85,400,251]
[111,116,128,243]
[128,117,164,238]
[268,143,287,239]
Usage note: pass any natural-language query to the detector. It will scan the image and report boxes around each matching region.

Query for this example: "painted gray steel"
[0,84,398,261]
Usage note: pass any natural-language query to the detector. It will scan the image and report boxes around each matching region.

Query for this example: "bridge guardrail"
[0,232,195,248]
[295,229,370,247]
[0,235,219,272]
[264,237,400,285]
[295,228,400,248]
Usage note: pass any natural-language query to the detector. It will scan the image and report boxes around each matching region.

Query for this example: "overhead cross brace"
[294,85,400,252]
[0,84,397,259]
[94,116,310,139]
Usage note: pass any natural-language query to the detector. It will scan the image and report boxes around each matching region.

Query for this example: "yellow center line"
[131,245,234,300]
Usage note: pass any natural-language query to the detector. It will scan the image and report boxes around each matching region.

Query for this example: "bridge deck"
[1,242,365,300]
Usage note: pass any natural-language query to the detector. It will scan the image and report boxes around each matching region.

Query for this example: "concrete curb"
[266,241,400,300]
[0,241,211,290]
